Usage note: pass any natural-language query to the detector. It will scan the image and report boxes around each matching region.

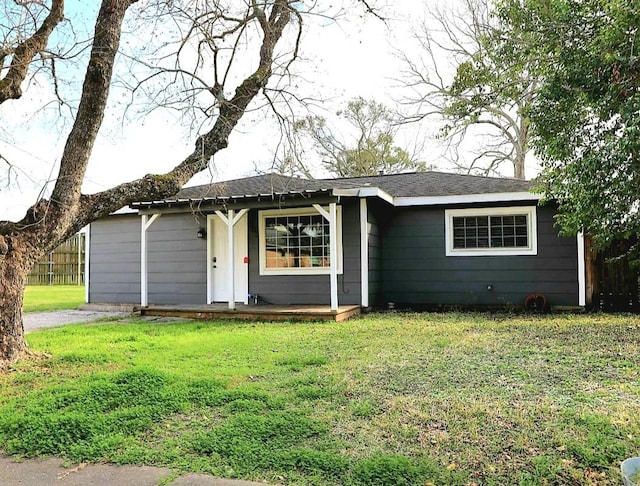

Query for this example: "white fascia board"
[332,187,394,204]
[112,206,138,215]
[394,191,542,207]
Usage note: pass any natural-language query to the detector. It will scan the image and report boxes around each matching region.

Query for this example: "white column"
[360,198,369,308]
[77,233,82,286]
[329,202,338,312]
[84,226,90,303]
[140,214,160,307]
[206,215,214,304]
[227,209,236,310]
[141,215,148,306]
[577,232,586,306]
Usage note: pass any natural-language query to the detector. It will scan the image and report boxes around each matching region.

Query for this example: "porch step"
[139,304,361,322]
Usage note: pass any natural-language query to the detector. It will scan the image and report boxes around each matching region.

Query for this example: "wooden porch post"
[228,209,235,310]
[84,225,90,303]
[329,202,338,312]
[140,214,160,307]
[313,203,339,312]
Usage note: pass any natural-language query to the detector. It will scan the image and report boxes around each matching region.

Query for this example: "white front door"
[208,213,248,304]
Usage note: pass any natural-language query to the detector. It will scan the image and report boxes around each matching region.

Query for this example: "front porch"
[139,304,361,322]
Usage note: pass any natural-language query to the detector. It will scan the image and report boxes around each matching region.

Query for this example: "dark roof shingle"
[132,171,535,208]
[178,171,533,199]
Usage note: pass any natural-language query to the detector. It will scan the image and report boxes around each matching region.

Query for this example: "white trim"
[395,191,541,207]
[111,206,138,215]
[360,199,369,308]
[577,232,586,306]
[445,206,538,257]
[258,206,343,276]
[84,225,90,303]
[140,213,161,307]
[329,203,338,311]
[206,215,214,304]
[333,187,394,205]
[228,209,235,310]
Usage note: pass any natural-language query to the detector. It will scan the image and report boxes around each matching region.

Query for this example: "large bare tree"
[290,97,427,178]
[399,0,535,180]
[0,0,376,367]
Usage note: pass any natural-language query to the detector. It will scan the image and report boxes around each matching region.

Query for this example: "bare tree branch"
[0,0,64,103]
[397,0,536,180]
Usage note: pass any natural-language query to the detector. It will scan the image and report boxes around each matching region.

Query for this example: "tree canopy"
[292,97,426,178]
[399,0,535,180]
[495,0,640,246]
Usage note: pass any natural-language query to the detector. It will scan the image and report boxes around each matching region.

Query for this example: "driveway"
[23,310,131,332]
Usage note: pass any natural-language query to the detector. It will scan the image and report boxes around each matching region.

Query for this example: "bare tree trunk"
[514,154,526,180]
[0,0,299,366]
[0,248,32,367]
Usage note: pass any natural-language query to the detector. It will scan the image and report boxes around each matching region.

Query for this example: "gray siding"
[89,215,141,304]
[248,202,361,305]
[89,199,578,308]
[367,200,385,306]
[147,214,207,304]
[380,204,579,306]
[89,213,207,305]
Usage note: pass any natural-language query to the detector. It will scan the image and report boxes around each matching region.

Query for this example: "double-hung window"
[445,207,537,256]
[259,207,343,275]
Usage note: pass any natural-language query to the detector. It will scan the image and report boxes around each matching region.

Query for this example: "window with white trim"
[445,207,537,256]
[259,207,342,275]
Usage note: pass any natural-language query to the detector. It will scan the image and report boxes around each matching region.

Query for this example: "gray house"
[86,172,585,311]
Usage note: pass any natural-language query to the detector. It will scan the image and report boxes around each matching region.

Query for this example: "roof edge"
[394,191,542,207]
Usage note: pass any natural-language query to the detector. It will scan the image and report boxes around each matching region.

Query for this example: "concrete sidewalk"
[0,455,271,485]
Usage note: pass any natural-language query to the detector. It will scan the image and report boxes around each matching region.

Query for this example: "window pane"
[264,212,333,269]
[487,214,529,249]
[450,211,532,252]
[478,236,490,248]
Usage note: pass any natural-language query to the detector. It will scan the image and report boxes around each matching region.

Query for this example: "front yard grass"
[1,312,639,485]
[23,285,85,313]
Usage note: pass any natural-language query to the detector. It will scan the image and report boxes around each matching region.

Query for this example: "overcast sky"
[0,0,537,222]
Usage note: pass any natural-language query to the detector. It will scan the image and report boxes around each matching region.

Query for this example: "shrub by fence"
[27,233,86,286]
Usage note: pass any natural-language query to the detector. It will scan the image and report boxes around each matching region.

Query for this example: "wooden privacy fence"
[586,236,640,312]
[27,233,86,286]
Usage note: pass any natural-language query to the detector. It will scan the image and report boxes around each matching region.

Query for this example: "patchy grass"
[23,285,85,313]
[1,313,639,485]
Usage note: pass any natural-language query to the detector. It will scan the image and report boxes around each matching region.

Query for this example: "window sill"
[260,267,344,276]
[446,248,537,257]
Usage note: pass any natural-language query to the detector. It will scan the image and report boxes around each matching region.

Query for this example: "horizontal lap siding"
[89,215,141,304]
[147,214,206,305]
[248,202,361,305]
[367,200,385,306]
[381,204,579,306]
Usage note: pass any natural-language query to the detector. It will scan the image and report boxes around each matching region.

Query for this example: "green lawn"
[1,313,639,485]
[23,285,85,313]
